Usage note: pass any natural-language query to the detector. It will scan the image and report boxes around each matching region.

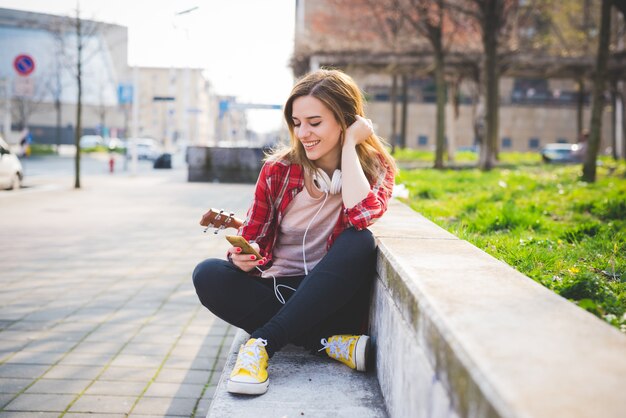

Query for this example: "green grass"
[397,157,626,332]
[393,149,542,165]
[29,143,57,155]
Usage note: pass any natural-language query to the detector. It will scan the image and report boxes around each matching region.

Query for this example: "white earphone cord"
[258,186,330,305]
[302,190,329,276]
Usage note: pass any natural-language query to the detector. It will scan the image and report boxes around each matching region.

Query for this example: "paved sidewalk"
[0,167,253,417]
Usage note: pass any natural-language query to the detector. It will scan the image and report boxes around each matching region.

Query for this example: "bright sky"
[0,0,296,131]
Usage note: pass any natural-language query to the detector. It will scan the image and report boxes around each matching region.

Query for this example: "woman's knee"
[192,259,232,305]
[335,228,376,254]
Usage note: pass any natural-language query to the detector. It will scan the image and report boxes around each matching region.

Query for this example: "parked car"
[0,136,23,190]
[126,138,161,160]
[540,143,582,163]
[79,135,104,149]
[106,138,127,151]
[153,153,172,169]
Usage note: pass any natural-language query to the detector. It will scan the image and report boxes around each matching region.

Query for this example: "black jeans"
[192,228,377,357]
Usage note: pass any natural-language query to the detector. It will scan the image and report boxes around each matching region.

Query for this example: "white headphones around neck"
[312,169,342,195]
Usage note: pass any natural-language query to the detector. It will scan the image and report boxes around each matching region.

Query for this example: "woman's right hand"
[228,243,266,272]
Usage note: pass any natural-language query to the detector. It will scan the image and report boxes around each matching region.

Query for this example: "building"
[0,8,216,149]
[293,0,620,154]
[0,7,129,145]
[134,66,214,149]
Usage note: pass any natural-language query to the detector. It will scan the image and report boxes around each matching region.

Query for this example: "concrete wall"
[369,200,626,418]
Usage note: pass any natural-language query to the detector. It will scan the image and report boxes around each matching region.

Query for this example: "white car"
[126,138,161,160]
[0,136,23,190]
[79,135,104,149]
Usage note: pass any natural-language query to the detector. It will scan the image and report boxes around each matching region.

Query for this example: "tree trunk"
[434,43,446,169]
[577,78,585,138]
[74,14,82,189]
[390,72,398,154]
[446,79,459,163]
[611,80,618,160]
[480,0,499,171]
[622,82,626,160]
[55,98,62,148]
[582,0,611,182]
[400,74,408,149]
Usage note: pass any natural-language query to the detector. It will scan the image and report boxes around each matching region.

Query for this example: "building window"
[418,135,428,146]
[502,137,512,148]
[529,138,540,149]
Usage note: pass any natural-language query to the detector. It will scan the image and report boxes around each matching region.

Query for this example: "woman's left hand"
[344,115,374,147]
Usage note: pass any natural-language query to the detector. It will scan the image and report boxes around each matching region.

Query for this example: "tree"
[44,20,70,148]
[322,0,412,153]
[11,77,47,132]
[582,0,612,182]
[451,0,518,170]
[52,6,102,189]
[404,0,448,168]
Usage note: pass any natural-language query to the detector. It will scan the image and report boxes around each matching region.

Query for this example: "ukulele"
[200,208,243,234]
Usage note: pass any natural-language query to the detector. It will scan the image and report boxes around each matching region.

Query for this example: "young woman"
[193,69,396,395]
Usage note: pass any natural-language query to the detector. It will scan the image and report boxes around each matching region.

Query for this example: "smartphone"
[225,235,262,260]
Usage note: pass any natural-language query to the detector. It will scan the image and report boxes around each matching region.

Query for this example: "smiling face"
[291,95,343,172]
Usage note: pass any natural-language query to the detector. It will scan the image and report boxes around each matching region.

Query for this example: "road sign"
[14,77,35,97]
[13,54,35,77]
[118,84,133,104]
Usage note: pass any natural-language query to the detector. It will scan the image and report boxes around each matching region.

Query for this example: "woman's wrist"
[342,135,358,150]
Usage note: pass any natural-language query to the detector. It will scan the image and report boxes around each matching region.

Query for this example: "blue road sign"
[118,84,134,104]
[14,54,35,76]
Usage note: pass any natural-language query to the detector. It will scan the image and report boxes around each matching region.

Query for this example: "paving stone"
[21,339,79,353]
[130,396,196,416]
[44,365,103,380]
[2,393,75,412]
[68,395,136,414]
[153,369,211,385]
[0,394,15,409]
[20,307,77,322]
[0,412,59,418]
[119,343,171,357]
[0,341,27,353]
[57,352,114,367]
[0,364,49,379]
[98,367,157,382]
[4,320,57,332]
[108,354,163,369]
[143,382,205,399]
[24,378,92,395]
[0,378,31,394]
[0,331,40,342]
[83,380,146,397]
[194,397,213,418]
[70,341,126,355]
[6,351,66,366]
[162,356,216,371]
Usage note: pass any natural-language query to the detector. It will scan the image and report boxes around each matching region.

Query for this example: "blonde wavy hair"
[268,69,397,186]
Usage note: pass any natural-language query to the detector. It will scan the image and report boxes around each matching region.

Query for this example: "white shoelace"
[237,338,268,373]
[319,337,351,360]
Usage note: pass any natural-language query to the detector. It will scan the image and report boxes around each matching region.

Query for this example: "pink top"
[261,186,343,277]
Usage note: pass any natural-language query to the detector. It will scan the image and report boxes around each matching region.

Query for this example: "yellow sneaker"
[320,335,370,372]
[227,338,269,395]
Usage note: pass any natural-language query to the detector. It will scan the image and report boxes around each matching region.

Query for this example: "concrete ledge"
[368,200,626,418]
[186,146,267,183]
[208,330,387,417]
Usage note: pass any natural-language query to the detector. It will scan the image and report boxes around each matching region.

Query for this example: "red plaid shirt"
[239,158,395,264]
